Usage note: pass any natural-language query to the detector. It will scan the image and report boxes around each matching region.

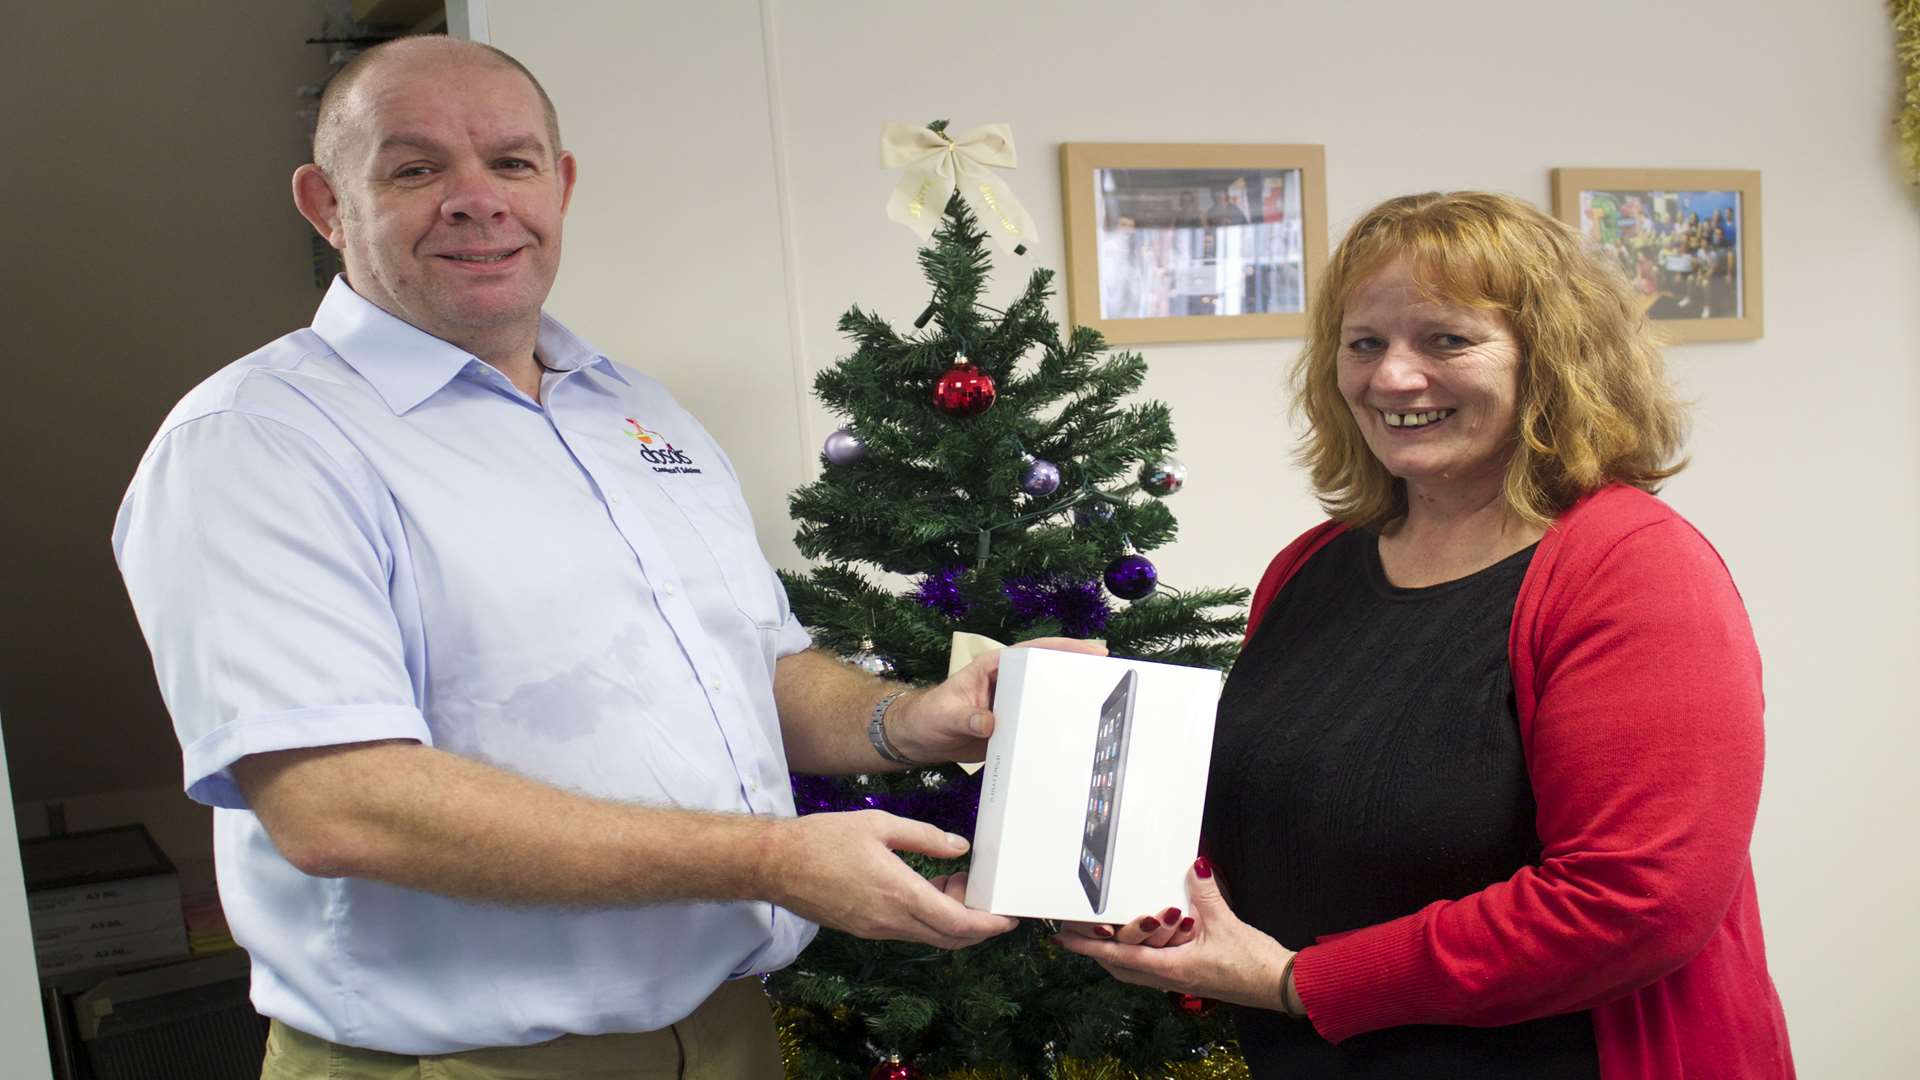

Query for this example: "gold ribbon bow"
[882,122,1039,256]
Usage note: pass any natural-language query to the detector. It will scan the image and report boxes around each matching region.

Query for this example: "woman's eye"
[1345,336,1384,352]
[1433,333,1472,349]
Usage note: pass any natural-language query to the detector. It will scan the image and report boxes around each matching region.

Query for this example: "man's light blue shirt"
[112,278,817,1054]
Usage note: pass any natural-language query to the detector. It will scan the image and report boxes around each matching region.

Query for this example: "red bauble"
[1171,991,1218,1017]
[933,358,996,418]
[869,1056,923,1080]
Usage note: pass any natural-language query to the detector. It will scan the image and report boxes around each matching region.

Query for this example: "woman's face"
[1336,258,1523,505]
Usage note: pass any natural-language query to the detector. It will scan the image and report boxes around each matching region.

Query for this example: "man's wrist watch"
[867,689,917,766]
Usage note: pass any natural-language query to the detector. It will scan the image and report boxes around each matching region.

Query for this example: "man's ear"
[292,164,347,249]
[557,151,578,216]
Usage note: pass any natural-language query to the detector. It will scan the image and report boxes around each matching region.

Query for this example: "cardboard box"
[965,649,1221,922]
[27,874,180,918]
[36,924,190,977]
[22,824,179,918]
[32,897,186,948]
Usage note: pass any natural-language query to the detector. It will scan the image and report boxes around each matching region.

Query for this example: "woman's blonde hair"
[1290,191,1687,529]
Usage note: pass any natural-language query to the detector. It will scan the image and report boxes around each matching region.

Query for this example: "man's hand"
[887,637,1107,764]
[760,809,1018,949]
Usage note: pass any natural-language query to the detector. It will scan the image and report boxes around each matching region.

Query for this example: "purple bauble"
[1072,500,1117,526]
[1020,457,1062,497]
[1103,553,1158,600]
[823,428,866,465]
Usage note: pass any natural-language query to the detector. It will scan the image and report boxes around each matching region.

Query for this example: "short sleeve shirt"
[111,278,815,1054]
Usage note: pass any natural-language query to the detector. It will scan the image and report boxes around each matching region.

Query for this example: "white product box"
[965,649,1221,922]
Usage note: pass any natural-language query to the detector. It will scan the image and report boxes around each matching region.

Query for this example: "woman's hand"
[1054,858,1296,1012]
[1058,902,1195,948]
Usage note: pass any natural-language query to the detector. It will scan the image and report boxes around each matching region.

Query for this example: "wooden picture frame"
[1551,168,1763,342]
[1060,143,1327,345]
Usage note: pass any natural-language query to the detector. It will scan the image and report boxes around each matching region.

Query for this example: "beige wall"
[493,1,1920,1074]
[485,0,812,567]
[1,1,336,804]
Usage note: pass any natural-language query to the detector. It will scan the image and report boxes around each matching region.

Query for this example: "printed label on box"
[28,873,180,917]
[32,896,186,946]
[35,924,189,977]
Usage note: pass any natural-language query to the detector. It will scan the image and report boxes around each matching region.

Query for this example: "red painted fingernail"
[1178,917,1195,933]
[1162,907,1182,923]
[1094,925,1114,939]
[1139,916,1161,932]
[1194,857,1214,879]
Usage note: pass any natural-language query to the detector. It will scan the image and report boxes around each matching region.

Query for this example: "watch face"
[1078,670,1138,915]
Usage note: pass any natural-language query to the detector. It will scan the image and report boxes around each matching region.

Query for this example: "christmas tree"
[772,129,1251,1079]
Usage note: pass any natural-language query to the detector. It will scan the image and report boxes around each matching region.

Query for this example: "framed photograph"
[1551,168,1762,343]
[1061,143,1327,345]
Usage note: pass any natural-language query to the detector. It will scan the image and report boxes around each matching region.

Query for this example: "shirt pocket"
[657,479,785,631]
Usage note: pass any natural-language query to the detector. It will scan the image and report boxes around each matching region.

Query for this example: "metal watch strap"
[867,689,917,766]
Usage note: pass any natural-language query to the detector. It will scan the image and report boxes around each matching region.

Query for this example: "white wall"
[490,2,1920,1074]
[0,721,52,1080]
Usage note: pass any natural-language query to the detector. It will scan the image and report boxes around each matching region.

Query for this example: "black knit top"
[1201,530,1599,1078]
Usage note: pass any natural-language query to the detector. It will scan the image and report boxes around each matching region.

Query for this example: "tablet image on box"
[966,649,1220,922]
[1077,670,1137,915]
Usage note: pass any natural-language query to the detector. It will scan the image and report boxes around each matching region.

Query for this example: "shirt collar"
[309,276,628,415]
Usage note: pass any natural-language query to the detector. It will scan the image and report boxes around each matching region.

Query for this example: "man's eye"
[393,165,434,180]
[495,158,533,171]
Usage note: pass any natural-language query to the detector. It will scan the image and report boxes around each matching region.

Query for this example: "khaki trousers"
[259,978,783,1079]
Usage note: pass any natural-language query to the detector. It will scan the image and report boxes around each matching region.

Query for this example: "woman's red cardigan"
[1246,486,1794,1079]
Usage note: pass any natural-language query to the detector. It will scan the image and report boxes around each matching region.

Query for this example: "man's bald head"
[311,36,561,179]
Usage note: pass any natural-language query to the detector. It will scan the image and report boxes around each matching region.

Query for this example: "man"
[113,35,1070,1077]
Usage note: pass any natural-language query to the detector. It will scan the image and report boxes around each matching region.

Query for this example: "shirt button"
[662,583,676,597]
[609,494,622,505]
[709,679,723,693]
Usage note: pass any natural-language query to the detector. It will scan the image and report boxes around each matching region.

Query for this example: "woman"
[1057,192,1793,1078]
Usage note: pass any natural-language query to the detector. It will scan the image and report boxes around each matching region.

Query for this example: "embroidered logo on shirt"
[624,419,704,475]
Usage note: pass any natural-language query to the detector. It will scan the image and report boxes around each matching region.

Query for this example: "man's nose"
[440,165,509,224]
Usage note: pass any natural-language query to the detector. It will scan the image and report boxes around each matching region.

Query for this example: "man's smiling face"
[311,51,575,354]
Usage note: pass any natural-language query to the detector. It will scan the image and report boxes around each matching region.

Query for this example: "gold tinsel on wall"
[1897,0,1920,181]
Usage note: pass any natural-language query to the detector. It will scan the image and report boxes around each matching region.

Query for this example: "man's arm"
[122,409,1015,948]
[234,740,1016,949]
[772,639,1104,774]
[772,649,944,773]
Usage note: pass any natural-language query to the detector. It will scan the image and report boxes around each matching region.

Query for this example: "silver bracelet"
[866,689,917,766]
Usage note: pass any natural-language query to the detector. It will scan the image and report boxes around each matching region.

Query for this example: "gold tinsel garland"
[1897,0,1920,182]
[775,1004,1252,1079]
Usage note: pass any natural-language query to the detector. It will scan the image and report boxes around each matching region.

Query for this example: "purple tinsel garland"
[1002,574,1112,638]
[790,771,983,836]
[913,565,972,620]
[916,567,1112,639]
